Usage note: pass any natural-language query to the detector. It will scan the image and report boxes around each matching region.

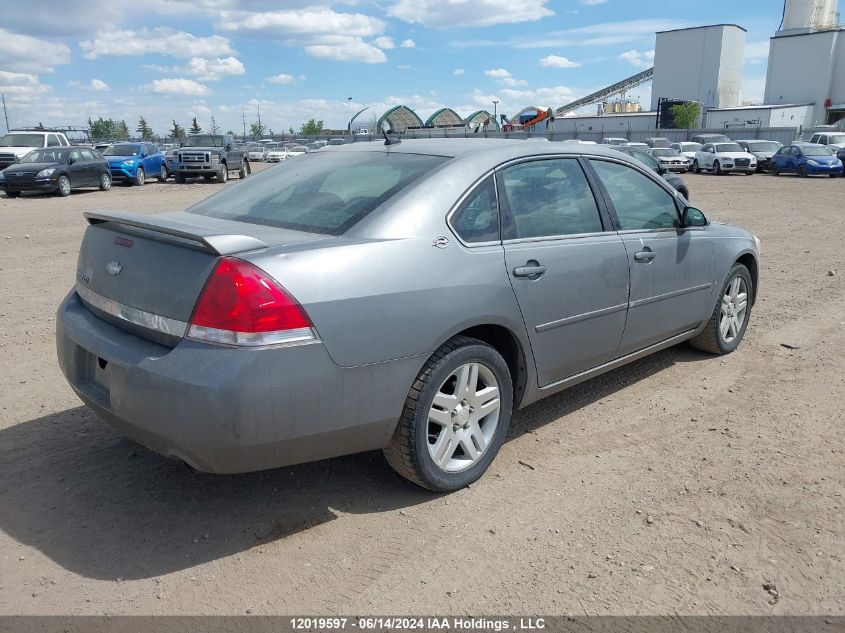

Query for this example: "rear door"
[587,158,714,355]
[498,156,630,386]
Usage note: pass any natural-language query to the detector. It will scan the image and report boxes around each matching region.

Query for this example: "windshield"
[651,148,680,157]
[0,134,44,148]
[715,143,744,153]
[747,142,782,152]
[800,146,835,156]
[679,143,701,152]
[19,148,70,163]
[102,144,140,156]
[182,135,224,147]
[189,152,449,235]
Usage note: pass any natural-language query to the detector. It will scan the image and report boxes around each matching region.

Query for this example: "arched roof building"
[378,105,424,132]
[424,108,464,128]
[464,110,499,131]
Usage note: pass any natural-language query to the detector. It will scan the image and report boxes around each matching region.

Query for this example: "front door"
[588,158,715,354]
[498,157,630,386]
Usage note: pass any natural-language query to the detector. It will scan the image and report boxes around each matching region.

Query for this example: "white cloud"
[501,77,528,87]
[744,40,770,64]
[0,0,124,36]
[453,68,465,75]
[182,56,245,81]
[266,73,297,84]
[305,36,387,64]
[144,78,212,96]
[540,54,580,68]
[618,48,654,68]
[400,39,416,48]
[218,9,385,39]
[397,64,411,70]
[484,68,512,78]
[373,36,395,49]
[0,28,71,73]
[90,79,110,91]
[0,71,52,96]
[388,0,553,28]
[80,28,235,59]
[579,0,607,4]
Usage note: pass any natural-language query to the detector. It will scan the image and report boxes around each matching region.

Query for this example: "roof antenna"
[382,121,400,146]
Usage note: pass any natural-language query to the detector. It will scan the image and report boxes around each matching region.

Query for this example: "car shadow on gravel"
[0,344,711,581]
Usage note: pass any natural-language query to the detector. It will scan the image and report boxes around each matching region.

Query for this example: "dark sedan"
[608,145,690,199]
[0,147,111,197]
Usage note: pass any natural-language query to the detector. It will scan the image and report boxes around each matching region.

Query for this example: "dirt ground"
[0,163,842,616]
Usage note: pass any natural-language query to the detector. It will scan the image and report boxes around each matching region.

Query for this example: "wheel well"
[736,253,759,304]
[455,324,528,409]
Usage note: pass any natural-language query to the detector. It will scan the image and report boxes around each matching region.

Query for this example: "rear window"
[189,151,449,235]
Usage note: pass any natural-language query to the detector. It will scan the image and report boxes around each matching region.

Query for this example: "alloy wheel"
[720,276,748,344]
[427,362,501,473]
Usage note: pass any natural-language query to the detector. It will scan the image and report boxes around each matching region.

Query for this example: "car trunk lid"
[76,210,331,346]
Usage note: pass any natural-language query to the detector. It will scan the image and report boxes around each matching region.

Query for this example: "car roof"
[319,138,637,163]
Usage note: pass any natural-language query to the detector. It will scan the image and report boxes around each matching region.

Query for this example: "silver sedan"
[56,139,760,491]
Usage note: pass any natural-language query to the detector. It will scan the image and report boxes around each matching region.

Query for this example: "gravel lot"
[0,163,842,615]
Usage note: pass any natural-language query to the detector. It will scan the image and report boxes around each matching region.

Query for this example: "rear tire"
[157,166,167,183]
[98,173,111,191]
[690,264,753,355]
[383,336,513,492]
[238,161,248,179]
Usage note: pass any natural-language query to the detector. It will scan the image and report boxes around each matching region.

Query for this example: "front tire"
[57,175,71,197]
[216,165,228,183]
[772,164,780,176]
[693,159,701,174]
[798,165,807,178]
[175,172,185,184]
[713,160,722,175]
[384,336,513,492]
[690,264,753,355]
[5,191,20,198]
[134,167,145,186]
[98,173,111,191]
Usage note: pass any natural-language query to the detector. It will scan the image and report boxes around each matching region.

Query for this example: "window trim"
[494,155,614,243]
[445,170,502,248]
[446,169,502,248]
[583,156,684,233]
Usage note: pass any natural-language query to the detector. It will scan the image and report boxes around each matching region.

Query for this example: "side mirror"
[657,165,667,175]
[68,157,75,165]
[682,206,708,227]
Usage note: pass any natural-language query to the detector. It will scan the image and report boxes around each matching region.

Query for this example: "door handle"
[634,249,656,262]
[513,262,547,278]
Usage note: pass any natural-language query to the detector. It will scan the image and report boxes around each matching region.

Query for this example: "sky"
[0,0,784,136]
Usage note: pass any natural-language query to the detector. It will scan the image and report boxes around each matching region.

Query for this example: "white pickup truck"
[0,130,71,170]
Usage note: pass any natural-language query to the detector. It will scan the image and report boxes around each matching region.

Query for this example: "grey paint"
[57,139,760,474]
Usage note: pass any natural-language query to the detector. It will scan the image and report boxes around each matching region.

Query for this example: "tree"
[288,126,294,135]
[670,102,701,129]
[209,115,220,134]
[169,120,185,141]
[117,120,130,140]
[136,115,153,140]
[227,129,235,136]
[89,117,118,140]
[299,119,324,136]
[249,121,265,139]
[190,116,202,135]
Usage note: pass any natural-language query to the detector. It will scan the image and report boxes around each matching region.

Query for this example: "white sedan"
[693,142,757,175]
[265,148,288,162]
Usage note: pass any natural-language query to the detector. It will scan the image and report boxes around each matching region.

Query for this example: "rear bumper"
[56,291,411,474]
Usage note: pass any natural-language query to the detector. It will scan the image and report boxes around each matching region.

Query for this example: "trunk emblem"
[106,261,123,276]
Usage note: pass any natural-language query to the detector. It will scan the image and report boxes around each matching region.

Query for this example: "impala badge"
[106,261,123,276]
[433,236,450,249]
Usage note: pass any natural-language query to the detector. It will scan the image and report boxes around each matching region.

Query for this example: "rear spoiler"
[84,210,268,256]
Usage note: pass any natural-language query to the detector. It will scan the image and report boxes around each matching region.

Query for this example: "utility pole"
[257,105,261,135]
[241,105,247,140]
[1,94,9,133]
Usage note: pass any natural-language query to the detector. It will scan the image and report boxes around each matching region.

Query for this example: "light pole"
[492,100,498,125]
[347,97,352,136]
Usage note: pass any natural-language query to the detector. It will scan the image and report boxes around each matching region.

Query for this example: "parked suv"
[690,133,731,145]
[171,134,250,183]
[0,129,71,170]
[694,142,756,175]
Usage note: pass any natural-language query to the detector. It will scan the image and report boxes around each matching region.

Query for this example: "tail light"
[187,257,317,347]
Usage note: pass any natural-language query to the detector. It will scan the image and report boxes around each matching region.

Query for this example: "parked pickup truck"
[171,134,250,183]
[0,129,71,171]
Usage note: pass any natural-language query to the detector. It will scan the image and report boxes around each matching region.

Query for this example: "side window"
[47,135,61,147]
[500,158,603,239]
[590,160,680,231]
[69,149,82,162]
[450,176,499,243]
[81,149,97,161]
